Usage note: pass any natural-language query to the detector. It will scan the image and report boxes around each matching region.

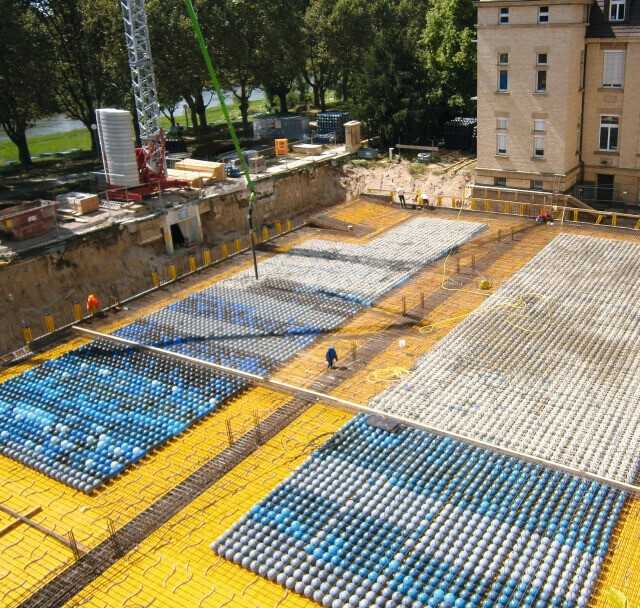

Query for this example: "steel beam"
[72,325,640,495]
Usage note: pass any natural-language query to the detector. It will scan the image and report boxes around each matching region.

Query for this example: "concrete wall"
[0,162,364,356]
[582,38,640,203]
[200,164,357,242]
[476,0,589,192]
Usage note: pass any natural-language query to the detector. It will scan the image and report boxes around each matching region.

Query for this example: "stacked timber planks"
[166,169,206,188]
[174,158,225,181]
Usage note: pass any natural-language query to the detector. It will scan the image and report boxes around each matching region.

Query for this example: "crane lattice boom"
[120,0,165,176]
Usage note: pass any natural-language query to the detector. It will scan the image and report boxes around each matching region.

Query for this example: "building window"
[497,117,509,130]
[538,6,549,22]
[498,69,509,91]
[536,70,547,92]
[533,135,545,158]
[499,7,509,23]
[497,133,508,155]
[599,116,619,151]
[610,0,625,21]
[537,53,548,65]
[602,50,625,88]
[495,177,507,187]
[498,52,509,65]
[533,119,546,133]
[531,180,544,190]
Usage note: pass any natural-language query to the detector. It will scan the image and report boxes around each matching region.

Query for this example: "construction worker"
[326,346,338,369]
[86,293,101,317]
[397,187,407,209]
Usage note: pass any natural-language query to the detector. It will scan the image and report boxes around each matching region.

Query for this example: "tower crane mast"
[119,0,166,182]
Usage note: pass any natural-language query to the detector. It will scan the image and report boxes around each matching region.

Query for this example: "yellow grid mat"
[1,206,639,606]
[65,404,352,608]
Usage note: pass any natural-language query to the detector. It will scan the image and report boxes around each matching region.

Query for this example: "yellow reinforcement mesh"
[591,497,640,607]
[65,404,352,608]
[2,207,640,606]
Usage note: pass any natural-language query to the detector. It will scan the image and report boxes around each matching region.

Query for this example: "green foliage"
[349,0,432,147]
[0,0,55,165]
[0,128,91,166]
[421,0,476,114]
[29,0,130,152]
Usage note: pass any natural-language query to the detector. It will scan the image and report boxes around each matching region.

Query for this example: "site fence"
[367,188,640,232]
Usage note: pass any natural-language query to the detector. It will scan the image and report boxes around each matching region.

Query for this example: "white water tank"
[95,109,140,188]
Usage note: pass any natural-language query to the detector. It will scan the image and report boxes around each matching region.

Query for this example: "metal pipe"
[72,325,640,495]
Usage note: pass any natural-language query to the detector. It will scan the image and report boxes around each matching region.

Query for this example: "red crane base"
[105,179,188,202]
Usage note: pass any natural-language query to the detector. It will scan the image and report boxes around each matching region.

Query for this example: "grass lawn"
[0,129,92,167]
[0,99,268,168]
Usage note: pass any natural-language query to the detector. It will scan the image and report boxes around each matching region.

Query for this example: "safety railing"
[366,187,640,232]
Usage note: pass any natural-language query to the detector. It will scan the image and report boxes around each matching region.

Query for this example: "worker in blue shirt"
[326,346,338,369]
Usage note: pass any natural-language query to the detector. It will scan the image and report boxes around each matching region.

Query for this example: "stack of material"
[166,169,205,188]
[344,120,362,152]
[56,192,100,215]
[248,156,267,173]
[317,110,351,143]
[292,143,324,156]
[174,158,225,182]
[0,200,57,240]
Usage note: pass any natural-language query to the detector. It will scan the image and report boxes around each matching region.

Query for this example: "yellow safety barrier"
[72,304,83,322]
[436,196,442,207]
[168,264,177,281]
[275,221,282,234]
[286,219,293,231]
[203,248,212,266]
[22,326,33,344]
[484,199,491,212]
[612,214,617,227]
[596,214,604,225]
[262,226,270,242]
[573,209,579,222]
[220,242,229,258]
[44,315,55,334]
[234,238,242,253]
[635,219,640,231]
[151,271,160,288]
[188,255,197,273]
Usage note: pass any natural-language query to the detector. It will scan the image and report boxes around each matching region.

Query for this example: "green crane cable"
[184,0,259,279]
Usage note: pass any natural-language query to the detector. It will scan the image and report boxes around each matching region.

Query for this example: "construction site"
[2,1,640,608]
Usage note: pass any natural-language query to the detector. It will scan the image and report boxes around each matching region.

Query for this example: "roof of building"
[587,0,640,36]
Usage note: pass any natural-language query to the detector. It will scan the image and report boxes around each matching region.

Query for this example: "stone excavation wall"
[0,162,366,355]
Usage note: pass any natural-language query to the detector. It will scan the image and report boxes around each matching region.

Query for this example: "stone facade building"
[475,0,640,204]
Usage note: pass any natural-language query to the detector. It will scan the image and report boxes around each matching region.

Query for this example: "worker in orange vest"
[86,293,101,316]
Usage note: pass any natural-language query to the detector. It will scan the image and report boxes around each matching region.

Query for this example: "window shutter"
[613,52,625,86]
[603,51,625,87]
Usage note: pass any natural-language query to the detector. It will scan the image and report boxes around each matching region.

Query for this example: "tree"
[30,0,130,155]
[256,0,308,113]
[147,0,209,132]
[302,0,338,110]
[421,0,476,118]
[202,0,262,132]
[350,0,431,146]
[0,0,54,166]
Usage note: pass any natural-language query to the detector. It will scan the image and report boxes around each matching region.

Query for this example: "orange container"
[274,138,289,156]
